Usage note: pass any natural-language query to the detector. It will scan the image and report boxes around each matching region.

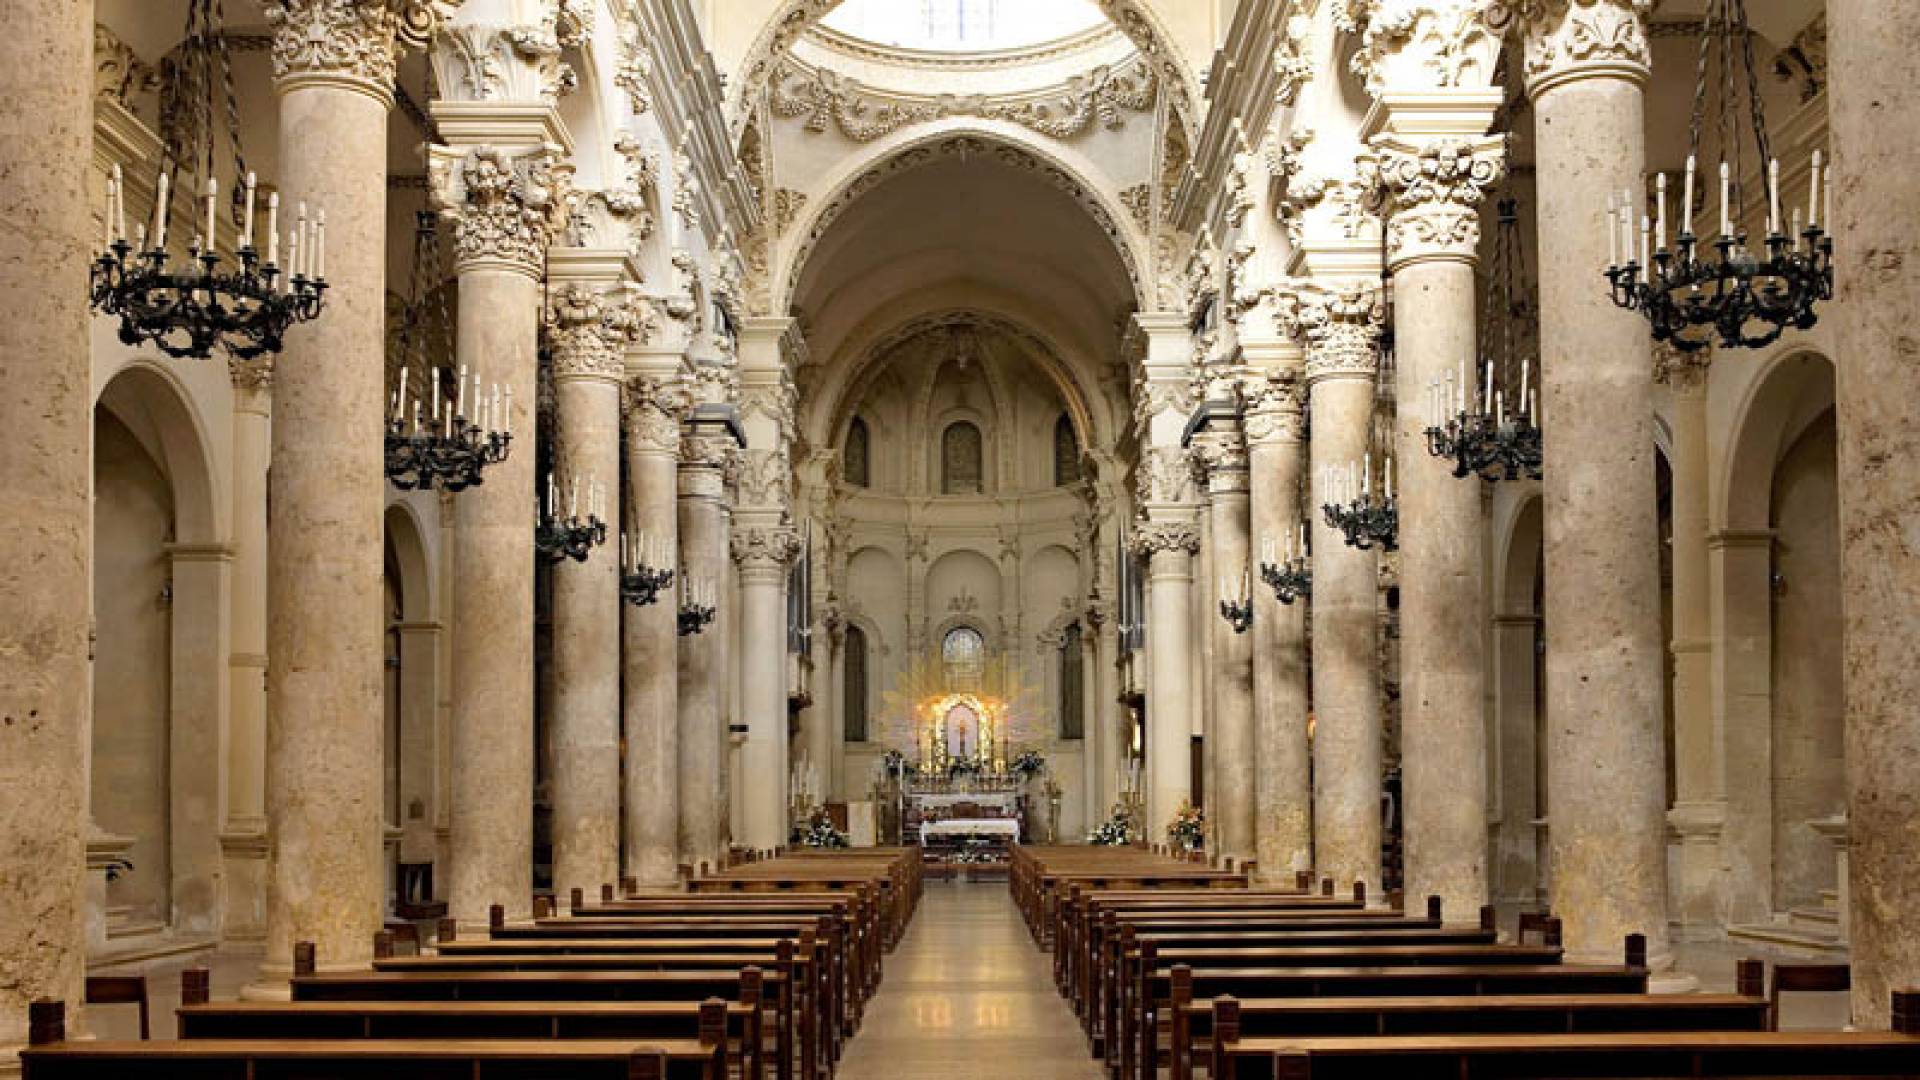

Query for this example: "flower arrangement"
[1168,800,1206,852]
[950,838,1002,864]
[1010,749,1047,779]
[1088,805,1134,846]
[882,748,907,774]
[799,808,850,849]
[946,757,981,779]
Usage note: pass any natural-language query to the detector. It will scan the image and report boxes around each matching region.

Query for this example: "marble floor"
[836,880,1105,1079]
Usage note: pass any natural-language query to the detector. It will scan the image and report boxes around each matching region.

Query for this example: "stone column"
[734,319,799,851]
[677,409,736,870]
[254,1,422,985]
[1193,423,1255,863]
[542,265,633,903]
[1301,288,1386,896]
[1659,349,1724,933]
[1131,312,1201,844]
[1830,0,1920,1027]
[623,360,689,887]
[0,0,91,1051]
[222,361,273,943]
[1516,0,1672,967]
[1133,523,1200,843]
[1243,358,1313,879]
[1376,130,1505,920]
[1491,611,1541,901]
[435,142,562,925]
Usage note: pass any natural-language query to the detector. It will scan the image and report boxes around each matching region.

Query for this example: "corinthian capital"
[1191,428,1251,495]
[544,283,621,380]
[1485,0,1654,94]
[1242,367,1306,447]
[731,526,802,571]
[1376,135,1506,265]
[432,145,566,275]
[624,373,691,452]
[1295,286,1386,383]
[1347,0,1504,94]
[264,0,406,96]
[1130,520,1201,558]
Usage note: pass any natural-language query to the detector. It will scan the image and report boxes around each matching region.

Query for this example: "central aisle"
[837,880,1105,1079]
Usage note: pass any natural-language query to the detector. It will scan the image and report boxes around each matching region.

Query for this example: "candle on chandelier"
[1718,161,1731,238]
[1767,158,1782,236]
[266,192,279,266]
[314,210,326,279]
[1621,188,1635,263]
[547,475,558,518]
[242,173,256,250]
[1682,154,1697,237]
[295,202,309,277]
[285,227,299,289]
[154,170,171,250]
[1483,358,1495,411]
[1383,456,1393,501]
[1640,214,1651,283]
[457,365,468,419]
[503,384,513,436]
[1808,150,1823,229]
[1655,172,1668,252]
[202,176,217,253]
[1606,194,1619,266]
[1300,522,1308,556]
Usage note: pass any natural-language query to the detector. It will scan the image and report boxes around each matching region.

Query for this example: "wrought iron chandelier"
[386,214,511,491]
[621,532,676,607]
[1217,568,1253,634]
[1321,455,1397,552]
[1425,199,1541,482]
[678,578,717,636]
[1259,528,1312,605]
[1603,0,1830,352]
[535,475,608,563]
[91,0,325,359]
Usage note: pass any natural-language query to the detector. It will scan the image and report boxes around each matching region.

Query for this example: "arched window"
[844,416,870,488]
[941,421,983,495]
[1053,413,1081,486]
[1059,621,1085,739]
[844,624,869,741]
[942,625,986,689]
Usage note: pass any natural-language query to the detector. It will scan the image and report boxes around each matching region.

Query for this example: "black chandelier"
[621,532,676,607]
[1321,456,1397,552]
[535,476,608,564]
[1258,529,1312,605]
[91,0,325,359]
[678,578,717,636]
[1603,0,1830,352]
[1217,568,1252,634]
[1425,199,1541,482]
[386,214,511,491]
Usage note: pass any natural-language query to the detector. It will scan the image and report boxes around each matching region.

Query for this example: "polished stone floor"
[836,880,1105,1079]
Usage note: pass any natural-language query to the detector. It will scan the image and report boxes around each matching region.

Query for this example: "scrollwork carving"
[434,145,565,274]
[1484,0,1654,89]
[1296,286,1386,382]
[264,0,411,90]
[1130,520,1201,557]
[624,373,691,452]
[1376,136,1506,263]
[731,525,802,571]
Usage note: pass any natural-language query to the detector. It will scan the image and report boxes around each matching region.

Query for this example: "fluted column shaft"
[623,365,687,887]
[256,7,409,982]
[1244,361,1312,879]
[1830,0,1920,1027]
[545,278,627,902]
[1197,431,1254,862]
[0,0,91,1049]
[441,145,553,925]
[1521,2,1671,967]
[1378,133,1503,920]
[677,434,730,870]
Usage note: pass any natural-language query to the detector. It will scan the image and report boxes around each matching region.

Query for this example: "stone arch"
[95,363,219,546]
[772,122,1152,315]
[1721,349,1837,533]
[384,501,436,622]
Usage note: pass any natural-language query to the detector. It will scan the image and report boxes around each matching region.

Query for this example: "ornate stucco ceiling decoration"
[768,54,1156,144]
[806,22,1122,72]
[779,135,1145,316]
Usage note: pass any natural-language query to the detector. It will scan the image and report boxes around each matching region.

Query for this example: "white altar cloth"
[909,792,1018,815]
[920,818,1021,845]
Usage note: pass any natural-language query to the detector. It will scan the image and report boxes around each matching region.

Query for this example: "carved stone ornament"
[431,18,574,105]
[737,447,793,510]
[615,27,654,114]
[228,356,275,394]
[1272,16,1316,107]
[1484,0,1654,90]
[264,0,419,91]
[567,134,658,255]
[1132,376,1197,437]
[1653,339,1712,393]
[95,23,162,108]
[545,282,645,380]
[768,55,1155,144]
[625,373,692,452]
[1377,136,1506,264]
[1346,0,1502,94]
[1242,367,1306,445]
[1282,151,1381,249]
[1129,519,1201,557]
[1192,428,1251,493]
[731,525,803,571]
[435,145,565,274]
[1297,286,1386,382]
[679,431,735,473]
[1136,446,1196,506]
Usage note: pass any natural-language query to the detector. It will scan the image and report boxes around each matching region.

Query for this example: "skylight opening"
[819,0,1107,53]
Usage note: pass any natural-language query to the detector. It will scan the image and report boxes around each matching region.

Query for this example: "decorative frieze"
[1376,136,1506,264]
[615,27,654,114]
[768,55,1156,144]
[567,134,658,256]
[1136,446,1196,506]
[1272,16,1316,107]
[228,356,275,394]
[1192,428,1252,495]
[1283,151,1381,248]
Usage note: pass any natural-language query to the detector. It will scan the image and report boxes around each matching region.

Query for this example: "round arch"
[96,362,219,546]
[1720,348,1837,533]
[383,501,436,621]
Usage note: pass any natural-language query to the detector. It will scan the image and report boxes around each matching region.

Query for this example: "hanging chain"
[1733,0,1774,174]
[211,0,250,228]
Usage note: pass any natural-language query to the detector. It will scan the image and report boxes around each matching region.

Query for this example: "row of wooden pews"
[1014,844,1920,1080]
[21,847,922,1080]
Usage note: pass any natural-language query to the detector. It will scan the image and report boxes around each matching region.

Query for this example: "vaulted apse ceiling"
[791,148,1138,373]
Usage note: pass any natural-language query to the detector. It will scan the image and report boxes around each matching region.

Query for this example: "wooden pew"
[21,1000,718,1079]
[1202,990,1920,1080]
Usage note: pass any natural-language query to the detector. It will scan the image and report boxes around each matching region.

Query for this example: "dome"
[817,0,1107,55]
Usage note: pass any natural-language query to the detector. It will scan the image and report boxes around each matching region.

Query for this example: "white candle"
[1768,158,1781,236]
[154,170,170,249]
[458,365,468,418]
[285,227,299,286]
[1621,188,1635,261]
[1519,356,1530,406]
[1606,196,1619,266]
[1299,523,1307,555]
[295,202,308,276]
[570,476,579,519]
[1484,358,1495,411]
[203,175,217,252]
[103,176,114,252]
[1791,208,1803,251]
[1728,159,1743,237]
[1495,389,1505,425]
[111,165,126,243]
[1384,456,1393,501]
[1640,214,1651,283]
[1363,453,1372,497]
[411,400,420,434]
[314,210,326,279]
[266,193,279,266]
[1682,154,1697,237]
[1655,172,1668,251]
[242,172,256,250]
[1808,150,1823,228]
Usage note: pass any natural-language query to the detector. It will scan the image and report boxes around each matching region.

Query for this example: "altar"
[919,818,1021,845]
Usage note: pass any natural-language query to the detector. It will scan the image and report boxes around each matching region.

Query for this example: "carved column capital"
[623,373,691,453]
[1191,428,1251,497]
[1136,446,1197,507]
[1346,1,1505,95]
[1486,0,1654,96]
[432,145,566,277]
[1130,520,1201,558]
[264,0,410,100]
[544,282,622,381]
[1295,285,1386,384]
[1376,135,1507,267]
[1653,341,1712,395]
[227,357,275,395]
[1242,367,1306,447]
[730,525,802,573]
